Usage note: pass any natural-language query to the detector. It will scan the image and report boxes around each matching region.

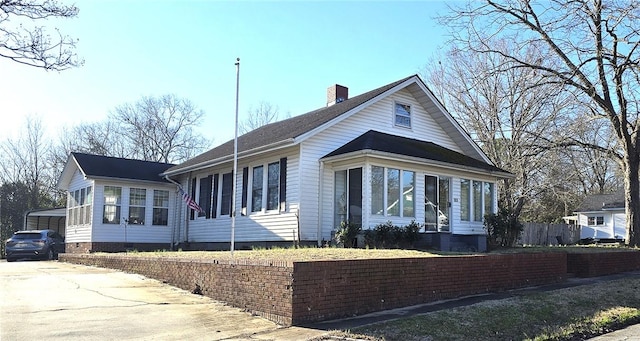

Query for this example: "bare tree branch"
[0,0,82,70]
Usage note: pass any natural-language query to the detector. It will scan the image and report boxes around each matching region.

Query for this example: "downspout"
[185,173,192,243]
[317,160,324,246]
[164,175,185,250]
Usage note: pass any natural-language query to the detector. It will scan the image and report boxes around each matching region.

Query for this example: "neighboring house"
[574,189,626,241]
[161,74,512,252]
[57,153,176,253]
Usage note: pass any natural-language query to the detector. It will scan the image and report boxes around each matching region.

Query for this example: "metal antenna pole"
[231,58,240,256]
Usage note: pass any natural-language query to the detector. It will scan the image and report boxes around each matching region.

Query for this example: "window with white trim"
[128,188,146,225]
[153,190,169,226]
[250,161,282,213]
[371,166,415,217]
[85,186,92,224]
[251,165,264,213]
[588,216,604,226]
[460,179,495,222]
[68,186,92,226]
[394,102,411,128]
[103,186,122,224]
[220,172,233,216]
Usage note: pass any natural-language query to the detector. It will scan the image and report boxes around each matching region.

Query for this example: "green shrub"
[484,207,523,249]
[334,221,362,248]
[365,221,423,249]
[402,220,422,247]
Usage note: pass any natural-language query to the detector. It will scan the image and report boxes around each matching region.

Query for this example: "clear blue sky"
[1,0,455,146]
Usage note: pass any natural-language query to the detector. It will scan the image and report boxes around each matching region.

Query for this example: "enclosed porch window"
[334,167,362,228]
[370,166,415,218]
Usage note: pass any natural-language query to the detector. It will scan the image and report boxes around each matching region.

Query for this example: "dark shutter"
[211,174,219,219]
[279,157,287,212]
[190,178,196,220]
[241,167,248,216]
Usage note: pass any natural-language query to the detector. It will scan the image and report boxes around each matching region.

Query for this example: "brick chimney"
[327,84,348,107]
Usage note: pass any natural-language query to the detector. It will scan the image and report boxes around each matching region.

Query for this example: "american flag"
[177,185,204,213]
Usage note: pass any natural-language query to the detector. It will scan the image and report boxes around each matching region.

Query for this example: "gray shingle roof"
[72,152,175,182]
[164,75,416,175]
[323,130,510,174]
[575,188,625,212]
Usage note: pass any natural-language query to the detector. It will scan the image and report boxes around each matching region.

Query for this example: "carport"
[23,208,66,237]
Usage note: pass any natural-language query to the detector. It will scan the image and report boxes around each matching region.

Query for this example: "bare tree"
[239,101,287,134]
[424,41,571,220]
[111,94,211,163]
[441,0,640,246]
[0,116,58,208]
[0,0,81,70]
[51,120,131,176]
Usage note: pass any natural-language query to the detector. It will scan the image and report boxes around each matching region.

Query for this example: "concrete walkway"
[588,324,640,340]
[0,260,327,341]
[3,259,639,340]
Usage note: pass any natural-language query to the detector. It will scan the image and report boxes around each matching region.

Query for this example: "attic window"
[394,103,411,128]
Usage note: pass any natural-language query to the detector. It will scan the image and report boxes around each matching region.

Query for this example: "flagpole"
[231,57,240,256]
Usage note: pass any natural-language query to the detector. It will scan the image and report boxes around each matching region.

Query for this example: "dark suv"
[5,230,65,262]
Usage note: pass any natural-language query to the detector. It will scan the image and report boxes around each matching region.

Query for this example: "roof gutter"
[321,149,514,179]
[161,138,296,176]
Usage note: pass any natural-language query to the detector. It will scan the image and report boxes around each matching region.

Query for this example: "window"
[85,186,92,224]
[387,168,400,216]
[460,179,494,222]
[402,170,415,217]
[370,166,415,218]
[74,189,80,226]
[153,190,169,225]
[198,175,212,218]
[588,216,605,226]
[484,182,494,216]
[128,188,146,225]
[267,162,280,211]
[220,172,233,216]
[103,186,122,224]
[473,181,483,222]
[250,160,284,213]
[394,102,411,128]
[371,166,384,215]
[243,159,286,215]
[460,179,470,221]
[80,188,86,225]
[251,165,263,212]
[68,186,92,227]
[334,168,363,227]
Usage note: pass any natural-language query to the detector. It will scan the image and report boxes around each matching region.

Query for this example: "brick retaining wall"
[291,253,566,324]
[61,252,567,326]
[567,251,640,277]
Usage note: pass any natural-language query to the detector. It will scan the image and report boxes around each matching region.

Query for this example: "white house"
[574,189,626,241]
[57,153,176,253]
[160,74,512,252]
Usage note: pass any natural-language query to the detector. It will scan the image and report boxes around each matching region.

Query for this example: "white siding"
[303,90,463,240]
[167,86,499,244]
[64,170,93,243]
[175,149,302,243]
[303,89,497,240]
[90,180,175,243]
[578,211,625,240]
[613,213,626,239]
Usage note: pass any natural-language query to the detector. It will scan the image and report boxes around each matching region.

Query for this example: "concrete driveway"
[0,260,325,341]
